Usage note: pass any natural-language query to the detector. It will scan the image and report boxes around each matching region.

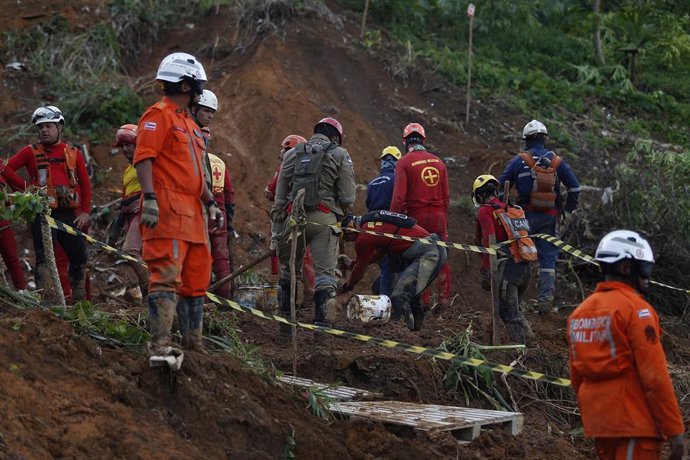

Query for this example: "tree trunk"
[593,0,605,66]
[41,216,66,306]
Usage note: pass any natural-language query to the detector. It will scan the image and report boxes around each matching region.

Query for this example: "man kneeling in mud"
[339,210,447,331]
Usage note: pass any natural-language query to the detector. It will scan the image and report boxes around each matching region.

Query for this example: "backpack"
[518,151,562,211]
[288,142,335,211]
[490,203,538,263]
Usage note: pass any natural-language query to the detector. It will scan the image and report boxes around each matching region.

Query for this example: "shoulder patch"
[144,121,157,131]
[638,309,651,319]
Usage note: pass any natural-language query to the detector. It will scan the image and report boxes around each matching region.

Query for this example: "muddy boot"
[313,288,336,328]
[401,301,415,331]
[71,274,87,303]
[147,292,178,355]
[277,279,292,344]
[506,321,526,345]
[411,305,426,331]
[177,296,205,352]
[520,317,535,340]
[537,300,555,315]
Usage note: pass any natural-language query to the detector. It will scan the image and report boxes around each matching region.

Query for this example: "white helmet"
[32,105,65,126]
[522,119,548,139]
[595,230,655,265]
[156,52,207,83]
[198,89,218,111]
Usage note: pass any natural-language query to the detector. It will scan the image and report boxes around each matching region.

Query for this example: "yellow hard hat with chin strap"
[380,145,402,161]
[472,174,499,208]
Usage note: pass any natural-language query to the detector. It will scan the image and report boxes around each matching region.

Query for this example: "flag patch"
[144,122,157,131]
[638,309,651,319]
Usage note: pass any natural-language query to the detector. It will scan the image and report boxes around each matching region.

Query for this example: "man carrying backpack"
[499,120,580,313]
[365,145,401,296]
[272,117,356,332]
[340,210,447,331]
[473,175,535,344]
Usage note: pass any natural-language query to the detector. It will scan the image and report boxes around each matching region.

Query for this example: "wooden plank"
[277,376,382,401]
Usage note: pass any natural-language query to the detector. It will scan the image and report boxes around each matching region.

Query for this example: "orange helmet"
[315,117,343,143]
[281,134,307,149]
[114,124,137,147]
[402,122,426,142]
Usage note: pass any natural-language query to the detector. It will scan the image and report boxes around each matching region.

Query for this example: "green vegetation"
[350,0,690,146]
[0,188,49,223]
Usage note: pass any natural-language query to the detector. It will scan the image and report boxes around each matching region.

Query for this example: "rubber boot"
[147,291,177,355]
[313,288,336,327]
[411,305,425,331]
[506,321,526,345]
[277,278,292,344]
[177,296,205,352]
[401,300,415,331]
[70,267,87,302]
[34,263,51,294]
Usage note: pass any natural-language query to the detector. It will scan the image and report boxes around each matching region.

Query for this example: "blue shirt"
[498,142,581,213]
[366,166,396,211]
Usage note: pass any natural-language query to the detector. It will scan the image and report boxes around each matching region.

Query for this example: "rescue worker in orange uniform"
[3,105,91,301]
[266,134,316,307]
[190,90,236,300]
[0,162,27,290]
[106,124,150,301]
[390,123,450,309]
[568,230,685,460]
[134,53,223,358]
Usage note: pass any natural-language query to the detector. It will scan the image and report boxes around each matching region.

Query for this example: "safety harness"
[32,143,81,209]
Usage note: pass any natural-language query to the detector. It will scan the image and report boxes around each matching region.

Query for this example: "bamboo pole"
[360,0,370,39]
[465,9,475,126]
[289,189,306,377]
[41,215,65,306]
[489,234,499,345]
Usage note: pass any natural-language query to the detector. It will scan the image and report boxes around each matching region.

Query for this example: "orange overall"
[134,97,211,297]
[568,281,684,460]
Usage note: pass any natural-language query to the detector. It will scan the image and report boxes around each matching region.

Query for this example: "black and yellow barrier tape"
[44,215,146,267]
[205,291,572,387]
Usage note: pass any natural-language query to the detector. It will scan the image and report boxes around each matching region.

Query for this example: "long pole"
[465,13,474,126]
[360,0,370,39]
[41,216,66,306]
[489,234,500,345]
[289,189,306,377]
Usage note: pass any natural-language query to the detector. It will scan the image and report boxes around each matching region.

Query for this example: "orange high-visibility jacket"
[567,281,684,439]
[133,97,207,244]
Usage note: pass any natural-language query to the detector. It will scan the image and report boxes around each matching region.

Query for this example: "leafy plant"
[0,188,49,223]
[304,385,336,421]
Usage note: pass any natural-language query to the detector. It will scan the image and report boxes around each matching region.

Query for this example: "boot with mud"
[147,292,182,368]
[276,278,292,344]
[313,288,336,328]
[34,263,54,304]
[401,301,415,331]
[520,316,536,340]
[506,321,527,345]
[537,300,555,315]
[411,305,426,331]
[177,296,206,353]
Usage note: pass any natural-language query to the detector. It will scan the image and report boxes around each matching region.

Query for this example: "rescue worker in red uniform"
[390,123,450,309]
[266,134,315,306]
[3,105,91,301]
[0,162,27,290]
[134,53,223,359]
[568,230,685,460]
[106,124,150,301]
[473,175,534,344]
[340,210,448,331]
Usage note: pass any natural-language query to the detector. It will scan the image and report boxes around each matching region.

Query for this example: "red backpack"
[518,151,562,211]
[491,204,538,263]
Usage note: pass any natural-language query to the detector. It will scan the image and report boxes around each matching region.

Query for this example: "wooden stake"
[208,250,272,293]
[360,0,370,39]
[465,13,474,127]
[489,234,500,345]
[289,189,306,377]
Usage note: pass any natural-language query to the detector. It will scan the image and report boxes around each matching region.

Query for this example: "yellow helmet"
[380,145,402,161]
[472,174,499,194]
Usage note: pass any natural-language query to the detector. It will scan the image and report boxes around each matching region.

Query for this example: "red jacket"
[4,143,92,213]
[390,147,449,215]
[346,221,430,290]
[568,281,684,439]
[475,197,509,270]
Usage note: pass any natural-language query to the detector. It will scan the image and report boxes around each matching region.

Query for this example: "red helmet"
[402,122,426,142]
[314,117,343,143]
[281,134,307,149]
[114,124,137,147]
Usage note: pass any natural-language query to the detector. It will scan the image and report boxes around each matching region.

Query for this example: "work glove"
[480,268,491,292]
[106,211,126,246]
[140,194,159,229]
[337,254,353,271]
[208,200,225,232]
[73,212,90,230]
[561,211,574,227]
[269,238,277,252]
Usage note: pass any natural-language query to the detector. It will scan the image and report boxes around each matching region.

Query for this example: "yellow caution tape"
[44,215,146,267]
[205,292,572,387]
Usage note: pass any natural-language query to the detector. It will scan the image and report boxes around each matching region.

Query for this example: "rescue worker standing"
[365,145,401,296]
[191,90,236,299]
[499,120,580,313]
[0,163,27,290]
[134,53,223,357]
[568,230,684,460]
[272,117,356,329]
[107,124,149,301]
[390,123,450,309]
[3,106,91,301]
[340,210,447,331]
[472,175,534,344]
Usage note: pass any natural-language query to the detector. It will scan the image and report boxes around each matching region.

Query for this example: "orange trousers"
[595,437,662,460]
[143,238,211,297]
